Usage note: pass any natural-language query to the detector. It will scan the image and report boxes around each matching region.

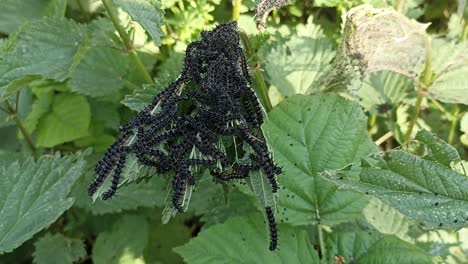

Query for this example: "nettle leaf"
[415,129,461,167]
[36,93,91,147]
[358,71,410,112]
[322,150,468,230]
[326,231,433,263]
[174,214,320,263]
[428,41,468,105]
[72,172,166,215]
[69,48,129,98]
[266,94,376,226]
[0,0,50,34]
[89,99,121,129]
[24,92,53,133]
[0,17,86,99]
[121,79,168,111]
[92,215,148,264]
[0,151,26,169]
[33,233,86,264]
[265,32,335,96]
[189,176,257,227]
[113,0,165,45]
[362,198,412,242]
[0,153,86,254]
[144,221,191,264]
[44,0,68,18]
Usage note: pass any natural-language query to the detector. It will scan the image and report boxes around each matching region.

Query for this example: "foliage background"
[0,0,467,263]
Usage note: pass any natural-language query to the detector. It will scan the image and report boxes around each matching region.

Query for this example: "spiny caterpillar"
[89,22,282,251]
[255,0,291,30]
[265,206,279,251]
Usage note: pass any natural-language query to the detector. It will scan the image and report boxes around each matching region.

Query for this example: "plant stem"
[239,31,273,112]
[232,0,242,20]
[102,0,154,84]
[448,106,460,145]
[4,100,36,157]
[317,224,325,258]
[368,114,377,132]
[315,207,326,259]
[462,19,468,41]
[404,35,432,141]
[394,0,405,12]
[404,92,424,141]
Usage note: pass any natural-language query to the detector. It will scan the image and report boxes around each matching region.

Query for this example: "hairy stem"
[239,31,273,112]
[4,100,36,157]
[448,106,460,145]
[102,0,154,84]
[232,0,242,20]
[394,0,405,12]
[316,207,326,259]
[404,35,432,141]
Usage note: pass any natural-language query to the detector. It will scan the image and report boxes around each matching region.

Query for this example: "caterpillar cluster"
[88,22,281,250]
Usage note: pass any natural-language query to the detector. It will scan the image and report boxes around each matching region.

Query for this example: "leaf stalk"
[102,0,154,84]
[239,31,273,112]
[3,100,37,157]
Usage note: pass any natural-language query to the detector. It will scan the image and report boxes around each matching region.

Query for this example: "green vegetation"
[0,0,467,263]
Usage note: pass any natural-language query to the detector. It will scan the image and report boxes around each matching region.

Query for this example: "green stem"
[447,106,460,145]
[102,0,154,84]
[317,224,326,259]
[368,114,377,132]
[4,101,36,157]
[404,93,423,141]
[232,0,242,20]
[404,35,432,142]
[239,31,273,112]
[394,0,405,12]
[462,19,468,41]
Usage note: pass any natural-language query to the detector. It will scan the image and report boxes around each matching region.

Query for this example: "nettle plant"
[0,0,467,264]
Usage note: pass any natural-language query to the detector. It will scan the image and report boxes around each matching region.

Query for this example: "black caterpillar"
[265,206,278,251]
[88,21,281,251]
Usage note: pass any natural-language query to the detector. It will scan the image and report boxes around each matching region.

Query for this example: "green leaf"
[326,231,433,263]
[174,214,320,263]
[44,0,68,17]
[265,34,335,96]
[0,0,50,34]
[362,198,412,242]
[92,215,148,264]
[36,93,91,147]
[358,71,410,112]
[144,221,191,264]
[24,92,53,133]
[322,150,468,230]
[89,99,120,129]
[0,153,86,254]
[72,172,167,215]
[0,18,86,99]
[0,151,26,169]
[429,41,468,105]
[121,81,167,112]
[266,94,376,226]
[415,129,461,167]
[113,0,165,45]
[189,176,257,227]
[68,48,129,98]
[33,233,86,264]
